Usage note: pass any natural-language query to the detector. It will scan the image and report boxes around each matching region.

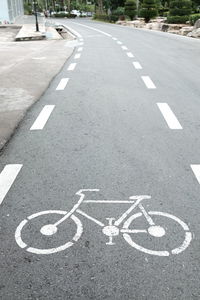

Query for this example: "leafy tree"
[167,0,192,23]
[110,0,126,10]
[169,0,192,15]
[124,0,137,20]
[140,0,158,22]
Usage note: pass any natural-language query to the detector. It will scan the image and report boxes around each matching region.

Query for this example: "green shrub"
[158,8,169,16]
[110,7,125,22]
[140,0,158,23]
[93,14,110,21]
[113,7,125,16]
[163,11,169,17]
[189,13,200,25]
[167,15,189,23]
[169,0,192,16]
[24,3,32,15]
[54,13,77,18]
[124,0,137,20]
[167,0,191,23]
[109,14,119,22]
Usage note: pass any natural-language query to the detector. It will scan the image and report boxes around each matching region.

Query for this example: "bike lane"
[0,20,199,299]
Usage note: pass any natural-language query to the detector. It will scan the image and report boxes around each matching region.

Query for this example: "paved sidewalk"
[0,24,74,151]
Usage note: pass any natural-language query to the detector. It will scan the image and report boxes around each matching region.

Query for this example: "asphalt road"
[0,19,200,299]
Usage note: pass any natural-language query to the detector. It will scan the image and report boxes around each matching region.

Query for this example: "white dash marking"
[56,78,69,91]
[191,165,200,184]
[121,45,128,50]
[133,61,142,69]
[68,63,77,71]
[79,42,84,46]
[74,53,81,59]
[157,103,182,129]
[141,76,156,89]
[112,37,117,40]
[79,38,84,42]
[78,47,83,52]
[0,164,23,205]
[127,52,134,58]
[30,105,55,130]
[32,57,46,60]
[117,41,122,45]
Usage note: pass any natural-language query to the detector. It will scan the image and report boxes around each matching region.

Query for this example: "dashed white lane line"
[78,47,83,52]
[112,37,117,40]
[79,42,84,46]
[191,165,200,184]
[0,164,23,205]
[32,57,46,60]
[74,53,81,59]
[117,41,122,45]
[79,38,84,42]
[56,78,69,91]
[127,52,134,58]
[68,63,77,71]
[133,61,142,69]
[30,105,55,130]
[141,76,156,89]
[121,45,128,50]
[157,103,183,130]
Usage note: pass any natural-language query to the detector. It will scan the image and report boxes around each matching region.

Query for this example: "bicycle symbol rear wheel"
[122,211,192,256]
[15,210,83,254]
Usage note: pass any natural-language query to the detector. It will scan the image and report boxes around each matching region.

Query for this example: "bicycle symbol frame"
[15,189,192,256]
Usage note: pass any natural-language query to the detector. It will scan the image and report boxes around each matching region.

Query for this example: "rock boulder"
[194,19,200,29]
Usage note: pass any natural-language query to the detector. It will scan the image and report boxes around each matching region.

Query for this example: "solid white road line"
[127,52,134,58]
[121,45,128,50]
[56,78,69,91]
[78,47,83,52]
[133,61,142,69]
[157,103,182,129]
[191,165,200,184]
[141,76,156,89]
[72,22,112,37]
[30,105,55,130]
[117,41,122,45]
[68,63,77,71]
[0,164,23,205]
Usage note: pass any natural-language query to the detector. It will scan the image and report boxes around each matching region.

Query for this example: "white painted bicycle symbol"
[15,189,192,256]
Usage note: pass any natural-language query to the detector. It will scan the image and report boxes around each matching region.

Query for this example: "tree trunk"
[98,0,103,14]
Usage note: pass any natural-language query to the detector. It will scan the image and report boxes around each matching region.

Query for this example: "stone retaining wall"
[116,18,200,38]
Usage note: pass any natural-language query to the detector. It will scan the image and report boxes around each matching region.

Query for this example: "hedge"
[54,13,77,18]
[167,15,189,23]
[93,14,110,21]
[189,14,200,25]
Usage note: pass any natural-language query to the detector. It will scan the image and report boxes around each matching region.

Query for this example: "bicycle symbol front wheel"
[15,210,83,254]
[122,211,192,256]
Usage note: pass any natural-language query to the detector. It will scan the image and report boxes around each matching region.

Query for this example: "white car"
[71,10,81,17]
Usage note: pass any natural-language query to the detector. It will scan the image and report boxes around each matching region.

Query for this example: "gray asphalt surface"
[0,19,200,299]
